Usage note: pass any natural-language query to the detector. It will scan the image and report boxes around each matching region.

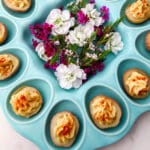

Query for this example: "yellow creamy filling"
[55,113,76,143]
[8,0,29,8]
[126,71,148,96]
[10,88,42,116]
[129,0,150,18]
[92,98,117,125]
[0,55,14,78]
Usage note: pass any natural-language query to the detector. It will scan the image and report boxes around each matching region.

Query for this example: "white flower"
[67,23,94,47]
[65,49,74,56]
[35,43,50,61]
[55,64,86,89]
[54,40,60,45]
[89,42,95,51]
[86,53,98,60]
[46,9,75,35]
[104,32,124,54]
[81,4,104,26]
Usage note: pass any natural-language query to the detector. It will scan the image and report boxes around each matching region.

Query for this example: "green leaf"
[70,57,77,64]
[81,49,112,67]
[98,49,112,60]
[79,0,87,8]
[50,53,59,64]
[111,16,124,29]
[51,35,60,41]
[68,44,79,52]
[81,58,93,67]
[96,33,113,46]
[96,17,124,46]
[88,32,97,42]
[104,16,124,33]
[67,2,79,14]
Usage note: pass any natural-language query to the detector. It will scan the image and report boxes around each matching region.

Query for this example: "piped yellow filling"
[55,113,76,144]
[91,97,117,125]
[128,0,150,18]
[126,71,148,96]
[10,87,42,117]
[7,0,30,8]
[0,55,14,78]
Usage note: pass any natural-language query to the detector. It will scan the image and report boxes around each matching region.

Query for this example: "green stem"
[96,37,110,46]
[98,49,112,60]
[96,17,124,47]
[81,49,112,67]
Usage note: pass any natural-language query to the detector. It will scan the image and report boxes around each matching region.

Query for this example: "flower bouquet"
[30,0,124,89]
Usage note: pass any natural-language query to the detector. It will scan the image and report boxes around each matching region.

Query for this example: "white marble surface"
[1,109,150,150]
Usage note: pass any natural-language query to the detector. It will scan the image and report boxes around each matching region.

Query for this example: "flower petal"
[72,79,82,88]
[60,79,72,89]
[35,42,49,61]
[46,9,61,24]
[56,64,67,73]
[62,10,70,21]
[49,9,61,19]
[86,3,94,11]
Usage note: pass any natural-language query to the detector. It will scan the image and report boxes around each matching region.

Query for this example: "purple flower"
[94,26,103,36]
[60,50,67,65]
[29,23,53,41]
[93,61,104,72]
[77,10,89,24]
[44,61,58,71]
[84,61,104,76]
[89,0,95,3]
[43,40,56,58]
[100,6,109,21]
[32,39,38,48]
[84,67,91,74]
[43,23,53,36]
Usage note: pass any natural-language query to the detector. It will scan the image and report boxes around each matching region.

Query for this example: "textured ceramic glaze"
[0,0,150,150]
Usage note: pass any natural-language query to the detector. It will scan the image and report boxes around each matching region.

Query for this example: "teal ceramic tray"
[0,0,150,149]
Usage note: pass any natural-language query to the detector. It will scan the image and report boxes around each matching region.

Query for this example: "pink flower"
[77,10,89,24]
